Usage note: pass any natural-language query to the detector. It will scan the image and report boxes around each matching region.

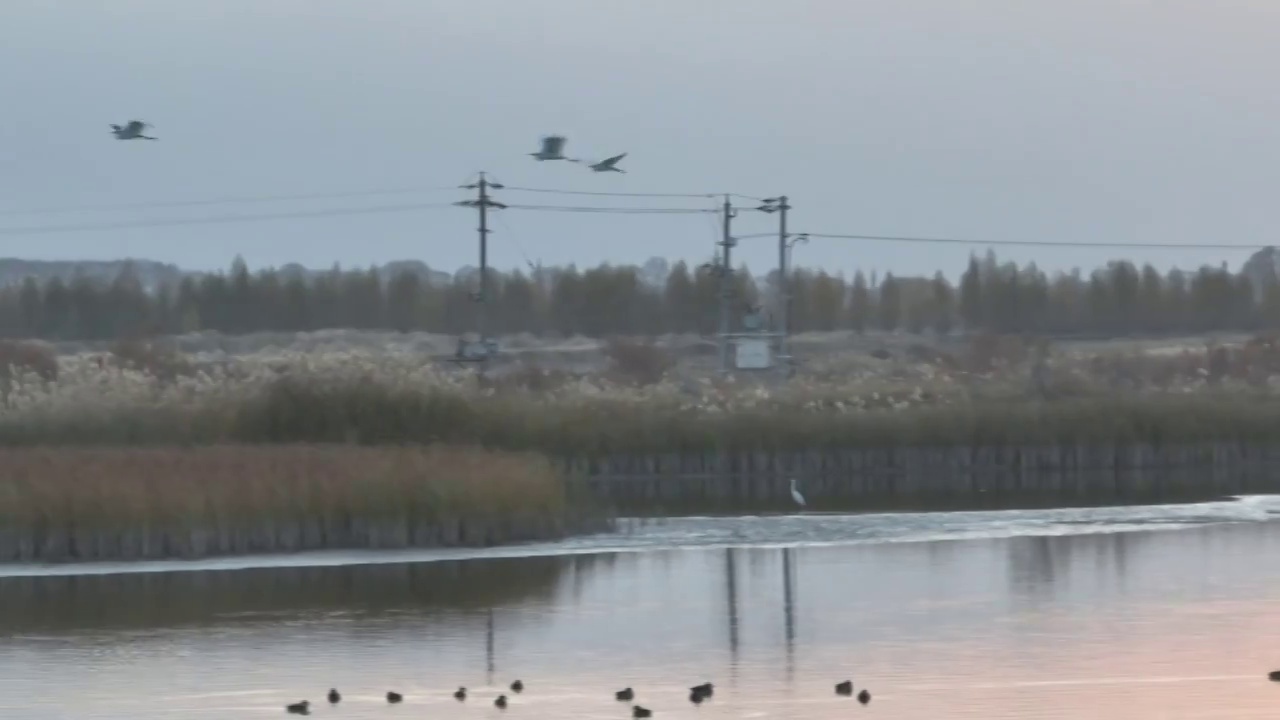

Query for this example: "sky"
[3,0,1280,279]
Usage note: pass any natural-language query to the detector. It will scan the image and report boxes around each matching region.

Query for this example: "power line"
[494,212,539,271]
[0,200,717,237]
[0,182,746,216]
[0,187,459,217]
[801,232,1272,251]
[0,202,458,236]
[501,185,719,199]
[506,204,716,215]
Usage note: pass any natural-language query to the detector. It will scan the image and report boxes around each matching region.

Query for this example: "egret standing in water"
[789,478,806,509]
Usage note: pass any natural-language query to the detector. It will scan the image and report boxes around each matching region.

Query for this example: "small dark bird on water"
[285,700,310,715]
[858,689,871,705]
[689,689,705,705]
[1270,670,1280,681]
[510,679,524,693]
[632,706,653,718]
[386,691,403,704]
[454,687,467,701]
[835,680,854,696]
[495,694,508,709]
[615,687,635,701]
[327,688,340,704]
[690,682,714,698]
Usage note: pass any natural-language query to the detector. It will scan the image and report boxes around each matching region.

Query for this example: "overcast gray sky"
[3,0,1279,278]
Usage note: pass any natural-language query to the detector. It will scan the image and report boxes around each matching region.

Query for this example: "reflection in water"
[486,609,495,684]
[724,548,739,682]
[3,513,1280,718]
[782,546,795,682]
[0,554,611,634]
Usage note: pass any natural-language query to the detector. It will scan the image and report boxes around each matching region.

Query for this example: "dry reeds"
[2,371,1280,454]
[602,336,674,386]
[4,339,1280,453]
[0,445,600,562]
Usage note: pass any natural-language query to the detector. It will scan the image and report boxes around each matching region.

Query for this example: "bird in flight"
[529,135,569,161]
[110,120,157,141]
[583,152,627,174]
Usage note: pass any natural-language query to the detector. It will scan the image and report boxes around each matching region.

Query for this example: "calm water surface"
[4,497,1280,719]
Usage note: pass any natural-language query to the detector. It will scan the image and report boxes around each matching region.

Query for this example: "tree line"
[0,252,1275,341]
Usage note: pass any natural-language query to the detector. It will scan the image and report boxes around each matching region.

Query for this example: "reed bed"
[1,343,1280,452]
[0,445,602,563]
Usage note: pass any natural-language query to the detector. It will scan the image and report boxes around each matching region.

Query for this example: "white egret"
[110,120,157,141]
[583,152,627,173]
[789,477,806,508]
[529,135,569,161]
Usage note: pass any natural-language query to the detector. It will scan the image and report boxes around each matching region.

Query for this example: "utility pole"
[455,173,506,359]
[718,194,737,374]
[758,196,792,371]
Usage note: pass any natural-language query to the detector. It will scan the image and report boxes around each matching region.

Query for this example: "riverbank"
[6,371,1280,533]
[0,445,607,563]
[569,444,1276,514]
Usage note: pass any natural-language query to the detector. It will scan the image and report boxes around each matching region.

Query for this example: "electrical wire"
[0,187,459,217]
[0,200,714,236]
[505,204,716,214]
[0,203,458,236]
[0,181,748,216]
[494,212,539,271]
[800,232,1271,251]
[501,185,719,199]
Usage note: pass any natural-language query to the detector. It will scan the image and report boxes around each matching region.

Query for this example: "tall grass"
[2,373,1280,453]
[0,445,604,562]
[2,344,1280,452]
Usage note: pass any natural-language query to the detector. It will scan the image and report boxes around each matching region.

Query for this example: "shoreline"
[2,434,1277,563]
[1,492,1272,577]
[571,442,1280,514]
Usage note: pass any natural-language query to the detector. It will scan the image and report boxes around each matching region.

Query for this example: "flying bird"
[110,120,157,141]
[584,152,627,173]
[530,135,569,161]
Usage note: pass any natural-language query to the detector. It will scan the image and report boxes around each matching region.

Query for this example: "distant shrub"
[481,362,577,393]
[0,340,58,384]
[603,337,673,386]
[108,337,195,382]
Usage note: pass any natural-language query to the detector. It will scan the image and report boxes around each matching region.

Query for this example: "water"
[4,496,1280,719]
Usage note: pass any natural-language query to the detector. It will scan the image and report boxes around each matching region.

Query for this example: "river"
[3,496,1280,719]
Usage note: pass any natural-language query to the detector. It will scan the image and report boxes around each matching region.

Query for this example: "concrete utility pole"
[455,173,506,351]
[718,195,738,374]
[757,196,791,366]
